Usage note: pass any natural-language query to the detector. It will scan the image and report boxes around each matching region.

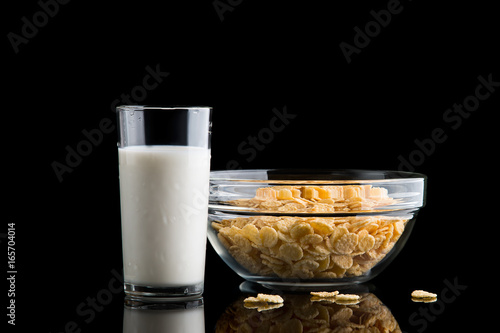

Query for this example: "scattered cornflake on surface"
[335,293,360,301]
[411,290,437,302]
[243,296,260,303]
[411,290,437,299]
[255,293,284,303]
[243,293,284,312]
[310,291,339,298]
[244,293,283,304]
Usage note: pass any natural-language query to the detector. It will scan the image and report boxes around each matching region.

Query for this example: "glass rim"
[116,105,212,112]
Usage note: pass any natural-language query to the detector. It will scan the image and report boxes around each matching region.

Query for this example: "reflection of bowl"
[208,169,426,287]
[215,292,401,332]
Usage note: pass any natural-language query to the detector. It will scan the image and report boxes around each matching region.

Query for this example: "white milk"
[118,145,210,286]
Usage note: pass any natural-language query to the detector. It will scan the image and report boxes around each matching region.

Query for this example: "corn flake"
[357,233,376,252]
[241,224,261,245]
[333,233,359,255]
[411,290,437,299]
[309,219,335,235]
[259,226,278,247]
[280,243,304,261]
[290,223,314,240]
[213,215,408,280]
[244,293,284,304]
[335,293,361,305]
[310,291,339,297]
[331,254,354,269]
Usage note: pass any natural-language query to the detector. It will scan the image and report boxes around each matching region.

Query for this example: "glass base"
[124,295,204,309]
[124,282,203,298]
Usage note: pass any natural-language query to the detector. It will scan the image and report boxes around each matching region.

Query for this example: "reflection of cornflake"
[412,297,437,303]
[331,307,353,321]
[411,290,437,299]
[336,293,360,301]
[310,296,336,303]
[217,293,401,333]
[335,299,361,306]
[310,291,361,305]
[243,301,284,312]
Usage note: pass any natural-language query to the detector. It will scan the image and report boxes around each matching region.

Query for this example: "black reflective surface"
[33,269,484,332]
[5,0,496,332]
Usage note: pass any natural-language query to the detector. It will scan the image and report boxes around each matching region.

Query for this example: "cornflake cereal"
[243,294,284,312]
[310,291,339,298]
[212,214,408,279]
[411,290,437,302]
[244,293,284,304]
[216,293,401,333]
[226,185,399,213]
[335,293,361,302]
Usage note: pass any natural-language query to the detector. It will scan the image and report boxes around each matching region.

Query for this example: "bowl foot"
[239,280,374,294]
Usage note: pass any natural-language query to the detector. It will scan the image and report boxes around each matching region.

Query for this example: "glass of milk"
[116,106,212,298]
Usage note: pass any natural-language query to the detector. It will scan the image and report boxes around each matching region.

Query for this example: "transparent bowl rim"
[210,169,426,185]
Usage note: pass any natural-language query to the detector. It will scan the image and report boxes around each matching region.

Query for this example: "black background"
[4,0,498,331]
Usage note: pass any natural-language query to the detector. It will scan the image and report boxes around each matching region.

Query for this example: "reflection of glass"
[216,292,401,332]
[123,297,205,333]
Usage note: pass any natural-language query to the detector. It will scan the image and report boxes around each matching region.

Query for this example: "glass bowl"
[208,169,426,288]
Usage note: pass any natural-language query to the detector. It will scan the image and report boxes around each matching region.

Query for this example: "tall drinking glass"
[117,106,212,297]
